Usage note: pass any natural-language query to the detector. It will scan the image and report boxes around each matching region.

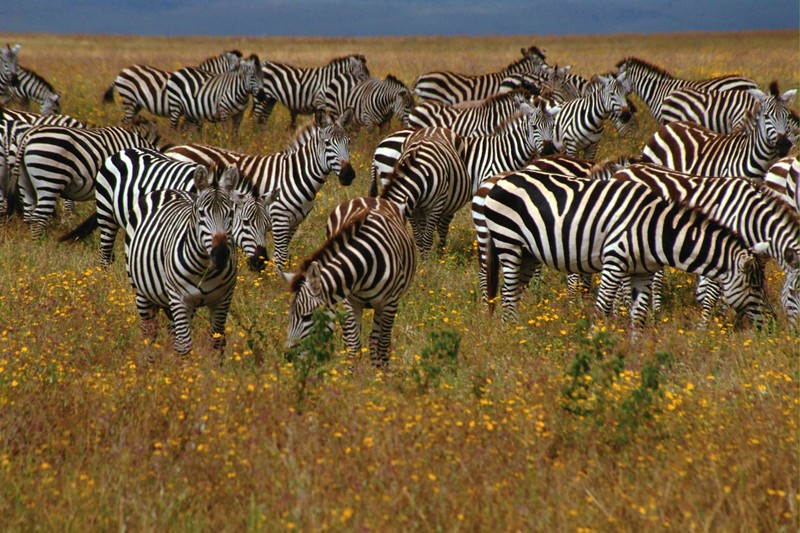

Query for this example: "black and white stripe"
[14,121,162,238]
[764,154,800,215]
[481,170,767,330]
[641,99,794,179]
[661,82,797,134]
[1,66,60,115]
[379,127,471,258]
[253,54,370,128]
[413,46,547,105]
[166,54,264,133]
[0,44,20,97]
[316,74,414,132]
[166,109,355,272]
[285,197,416,366]
[498,64,587,103]
[125,168,239,356]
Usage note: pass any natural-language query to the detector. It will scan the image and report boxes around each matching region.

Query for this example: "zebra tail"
[58,212,99,243]
[103,85,115,103]
[486,237,499,315]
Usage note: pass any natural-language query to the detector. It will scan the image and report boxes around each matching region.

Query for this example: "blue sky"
[3,0,798,36]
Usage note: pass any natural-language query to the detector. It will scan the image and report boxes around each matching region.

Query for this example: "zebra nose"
[10,73,19,86]
[540,140,557,156]
[210,233,231,270]
[247,245,269,272]
[338,161,356,186]
[776,134,792,157]
[620,109,632,123]
[254,89,267,102]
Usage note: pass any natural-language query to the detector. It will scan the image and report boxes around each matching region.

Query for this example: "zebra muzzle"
[338,161,356,186]
[619,109,632,123]
[254,89,268,102]
[776,134,792,157]
[247,245,269,272]
[540,140,557,156]
[210,234,231,270]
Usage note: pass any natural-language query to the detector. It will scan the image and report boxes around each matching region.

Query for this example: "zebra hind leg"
[370,305,398,369]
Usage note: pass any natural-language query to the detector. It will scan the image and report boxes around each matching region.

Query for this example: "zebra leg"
[436,212,456,254]
[582,143,599,161]
[596,269,625,317]
[497,248,524,323]
[122,102,142,127]
[518,257,542,295]
[370,304,398,368]
[567,273,582,303]
[699,277,722,327]
[270,214,300,273]
[27,193,60,239]
[628,273,656,332]
[208,291,234,353]
[61,198,76,215]
[99,226,119,269]
[168,300,195,356]
[135,294,160,343]
[342,299,364,361]
[613,276,632,315]
[650,268,665,314]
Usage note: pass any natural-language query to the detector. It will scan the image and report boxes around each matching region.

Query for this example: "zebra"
[58,147,277,272]
[0,44,20,94]
[612,163,800,327]
[615,57,758,123]
[1,66,61,115]
[13,120,162,238]
[480,170,768,330]
[253,54,370,128]
[125,167,239,356]
[764,154,800,214]
[379,127,471,258]
[285,197,416,367]
[315,74,415,132]
[103,50,243,126]
[368,99,559,197]
[406,89,541,137]
[641,97,794,179]
[165,108,355,273]
[552,72,634,160]
[166,54,265,134]
[499,64,587,103]
[413,46,547,105]
[661,81,798,134]
[1,108,86,215]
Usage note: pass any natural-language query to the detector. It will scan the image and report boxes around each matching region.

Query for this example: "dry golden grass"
[0,30,798,531]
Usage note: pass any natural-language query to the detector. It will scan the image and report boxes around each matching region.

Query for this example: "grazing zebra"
[104,50,243,126]
[126,168,239,356]
[0,44,20,93]
[499,64,587,103]
[315,74,415,132]
[481,170,767,330]
[59,147,276,272]
[14,121,162,238]
[1,108,85,215]
[285,197,416,366]
[764,154,800,213]
[368,99,559,197]
[166,109,355,272]
[615,57,758,123]
[612,163,800,326]
[166,54,265,134]
[641,99,794,179]
[406,89,540,137]
[661,82,798,134]
[379,127,471,258]
[253,54,370,128]
[1,66,61,115]
[413,46,547,105]
[552,73,634,160]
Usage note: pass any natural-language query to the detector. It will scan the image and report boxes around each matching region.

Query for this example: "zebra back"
[319,74,414,132]
[197,50,243,74]
[3,67,60,114]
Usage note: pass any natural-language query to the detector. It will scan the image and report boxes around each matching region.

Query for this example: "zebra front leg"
[136,294,160,344]
[596,269,625,318]
[651,268,665,314]
[628,273,656,333]
[27,194,61,239]
[342,299,364,362]
[370,304,398,368]
[497,249,524,323]
[208,290,235,354]
[698,277,722,327]
[582,142,599,162]
[167,300,195,356]
[270,213,300,274]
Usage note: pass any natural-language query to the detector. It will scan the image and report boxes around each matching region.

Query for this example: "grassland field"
[0,30,798,531]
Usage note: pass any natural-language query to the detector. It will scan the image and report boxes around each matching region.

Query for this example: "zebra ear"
[219,166,238,193]
[306,261,324,299]
[780,89,798,104]
[547,105,562,116]
[784,247,800,269]
[193,165,212,190]
[751,241,770,256]
[338,107,355,129]
[230,190,247,207]
[12,44,21,54]
[263,188,280,205]
[747,88,768,103]
[282,270,296,284]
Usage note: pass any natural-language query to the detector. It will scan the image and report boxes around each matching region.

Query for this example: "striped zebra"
[612,164,799,327]
[58,147,277,272]
[0,44,20,94]
[285,197,415,366]
[661,82,798,134]
[14,121,162,238]
[1,66,60,115]
[413,46,547,105]
[253,54,370,128]
[552,72,634,160]
[481,170,767,330]
[104,50,243,126]
[615,57,758,123]
[406,89,540,137]
[1,108,85,215]
[499,64,587,103]
[379,127,471,258]
[166,54,265,134]
[126,168,239,356]
[315,74,414,132]
[764,154,800,213]
[368,99,559,197]
[165,108,355,272]
[641,98,794,179]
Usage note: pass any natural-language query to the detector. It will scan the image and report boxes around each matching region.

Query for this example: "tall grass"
[0,30,798,531]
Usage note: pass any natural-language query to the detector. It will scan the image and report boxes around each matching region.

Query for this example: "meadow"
[0,30,798,531]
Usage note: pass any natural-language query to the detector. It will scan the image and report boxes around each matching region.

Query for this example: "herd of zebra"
[1,42,798,366]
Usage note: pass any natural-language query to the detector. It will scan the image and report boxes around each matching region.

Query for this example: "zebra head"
[781,266,800,331]
[718,245,769,329]
[749,83,797,153]
[285,260,334,350]
[347,54,370,80]
[0,44,20,87]
[519,99,560,156]
[241,54,267,102]
[315,107,356,186]
[193,165,237,272]
[232,188,279,272]
[39,93,60,115]
[596,72,636,136]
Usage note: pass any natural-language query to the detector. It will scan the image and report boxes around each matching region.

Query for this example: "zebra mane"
[20,66,55,92]
[329,54,366,67]
[616,57,673,79]
[285,119,318,153]
[491,109,525,136]
[456,88,532,110]
[729,100,764,135]
[289,208,371,293]
[769,80,780,96]
[384,74,409,91]
[522,46,547,61]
